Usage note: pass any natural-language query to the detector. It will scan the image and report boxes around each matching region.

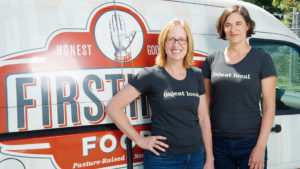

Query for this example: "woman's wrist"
[205,154,214,163]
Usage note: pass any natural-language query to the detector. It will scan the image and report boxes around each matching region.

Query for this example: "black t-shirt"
[202,48,276,138]
[130,66,206,155]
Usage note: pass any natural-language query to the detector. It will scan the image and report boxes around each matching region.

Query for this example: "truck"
[0,0,299,168]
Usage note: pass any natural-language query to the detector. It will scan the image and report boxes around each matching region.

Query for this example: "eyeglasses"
[166,38,187,45]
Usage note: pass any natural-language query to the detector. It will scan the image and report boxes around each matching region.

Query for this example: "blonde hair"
[155,19,194,68]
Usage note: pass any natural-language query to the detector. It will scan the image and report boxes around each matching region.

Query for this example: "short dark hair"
[216,5,255,40]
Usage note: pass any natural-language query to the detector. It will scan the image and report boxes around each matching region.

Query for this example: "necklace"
[164,66,186,80]
[225,46,251,64]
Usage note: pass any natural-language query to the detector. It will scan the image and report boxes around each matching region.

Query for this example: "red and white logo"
[95,10,144,62]
[0,2,206,169]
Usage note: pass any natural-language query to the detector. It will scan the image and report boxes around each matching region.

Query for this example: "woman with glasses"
[202,5,276,169]
[106,19,214,169]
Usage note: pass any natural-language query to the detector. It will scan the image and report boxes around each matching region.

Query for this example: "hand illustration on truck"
[109,12,136,62]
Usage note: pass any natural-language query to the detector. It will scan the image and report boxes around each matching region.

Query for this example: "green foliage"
[272,0,300,11]
[272,0,300,28]
[242,0,281,13]
[243,0,300,27]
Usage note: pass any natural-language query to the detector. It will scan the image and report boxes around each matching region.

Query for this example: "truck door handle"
[271,124,281,133]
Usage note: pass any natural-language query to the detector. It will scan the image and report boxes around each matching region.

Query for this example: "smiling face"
[224,12,249,45]
[164,25,188,63]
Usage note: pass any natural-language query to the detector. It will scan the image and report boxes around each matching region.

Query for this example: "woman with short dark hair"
[202,5,276,169]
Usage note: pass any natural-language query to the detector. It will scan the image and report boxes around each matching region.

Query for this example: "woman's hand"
[203,160,214,169]
[248,75,276,169]
[248,145,266,169]
[135,136,169,155]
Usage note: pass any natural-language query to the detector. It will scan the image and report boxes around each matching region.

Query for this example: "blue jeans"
[213,137,268,169]
[144,146,205,169]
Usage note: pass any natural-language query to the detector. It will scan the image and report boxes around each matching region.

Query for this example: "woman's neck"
[164,62,186,80]
[164,61,185,72]
[225,42,251,64]
[227,41,251,54]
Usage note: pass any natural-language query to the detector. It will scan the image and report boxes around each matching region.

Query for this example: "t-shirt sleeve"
[129,68,151,94]
[201,55,213,79]
[261,53,277,79]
